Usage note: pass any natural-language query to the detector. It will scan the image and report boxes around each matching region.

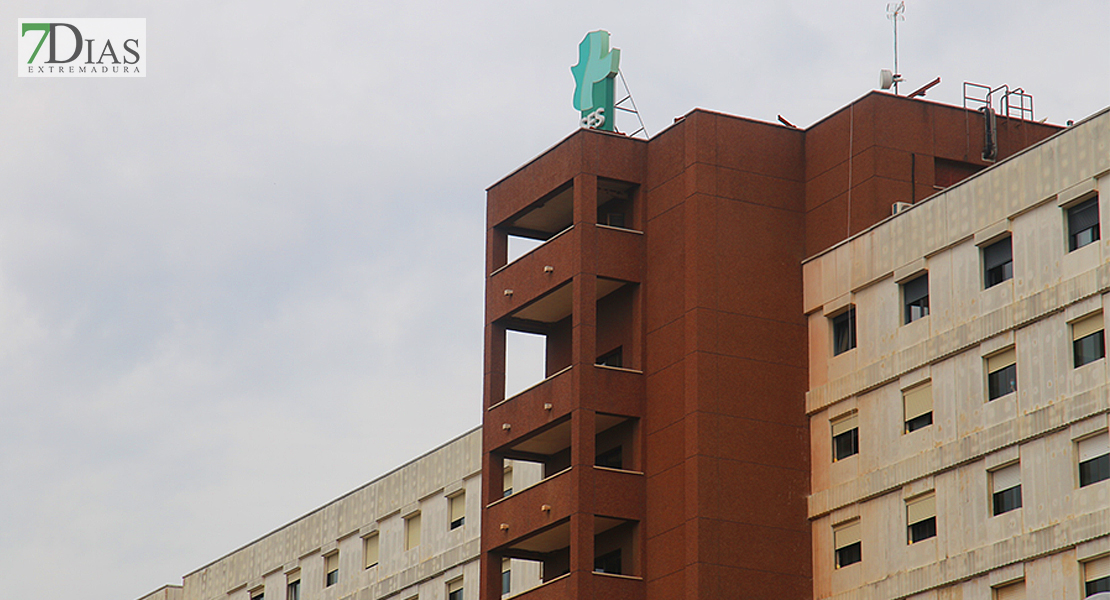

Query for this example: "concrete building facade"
[479,91,1060,600]
[136,429,541,600]
[804,108,1109,599]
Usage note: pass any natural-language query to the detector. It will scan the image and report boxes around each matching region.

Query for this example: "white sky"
[0,2,1107,599]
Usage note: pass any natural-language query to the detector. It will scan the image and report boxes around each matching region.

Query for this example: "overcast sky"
[1,2,1107,599]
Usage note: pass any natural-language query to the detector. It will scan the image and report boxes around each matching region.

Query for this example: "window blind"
[987,348,1017,373]
[903,383,932,421]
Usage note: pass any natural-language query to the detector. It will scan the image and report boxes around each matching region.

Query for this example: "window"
[501,559,512,596]
[594,549,622,574]
[832,413,859,461]
[250,589,264,600]
[405,512,422,550]
[502,466,513,497]
[363,533,379,569]
[287,571,300,600]
[991,462,1022,515]
[595,347,622,368]
[903,274,930,323]
[903,382,933,433]
[832,308,856,355]
[447,578,463,600]
[1079,432,1110,487]
[833,520,861,568]
[1068,196,1101,251]
[993,580,1025,600]
[983,237,1013,288]
[449,492,466,530]
[986,348,1017,400]
[596,445,623,469]
[1085,555,1110,597]
[1073,312,1106,368]
[906,492,936,543]
[325,552,339,587]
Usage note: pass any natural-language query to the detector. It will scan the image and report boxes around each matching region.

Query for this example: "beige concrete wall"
[804,108,1110,599]
[181,428,484,600]
[138,585,183,600]
[139,429,541,600]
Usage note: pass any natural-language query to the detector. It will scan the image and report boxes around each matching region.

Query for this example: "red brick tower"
[479,93,1060,600]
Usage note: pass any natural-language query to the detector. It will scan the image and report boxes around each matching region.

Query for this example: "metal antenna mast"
[614,69,649,139]
[887,2,906,94]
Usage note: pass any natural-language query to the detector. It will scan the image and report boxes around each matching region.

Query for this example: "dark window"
[448,588,463,600]
[983,237,1013,288]
[1068,196,1101,251]
[1088,575,1110,596]
[326,570,338,587]
[1075,332,1106,368]
[987,363,1017,400]
[502,487,512,497]
[596,446,623,469]
[1080,454,1110,487]
[501,568,511,595]
[596,347,623,368]
[451,516,465,529]
[992,485,1022,515]
[908,517,936,543]
[835,542,861,568]
[832,308,856,356]
[251,593,263,600]
[905,412,933,433]
[833,427,858,461]
[287,581,300,600]
[903,274,930,323]
[604,212,626,228]
[594,549,622,574]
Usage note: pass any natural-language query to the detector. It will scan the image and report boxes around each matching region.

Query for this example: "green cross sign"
[571,30,620,132]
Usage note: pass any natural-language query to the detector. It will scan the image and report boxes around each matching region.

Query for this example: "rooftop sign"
[571,30,620,132]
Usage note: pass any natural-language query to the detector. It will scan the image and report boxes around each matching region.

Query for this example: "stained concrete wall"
[137,429,541,600]
[139,585,183,600]
[804,108,1110,599]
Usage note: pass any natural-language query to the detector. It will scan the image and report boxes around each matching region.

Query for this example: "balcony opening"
[508,236,545,264]
[597,179,638,231]
[498,277,638,402]
[595,347,623,368]
[500,281,574,401]
[506,330,548,398]
[498,417,573,486]
[594,517,638,576]
[595,414,638,471]
[502,519,571,584]
[501,556,543,597]
[499,458,543,499]
[596,280,639,371]
[495,183,574,270]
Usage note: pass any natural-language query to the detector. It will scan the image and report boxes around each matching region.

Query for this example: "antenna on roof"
[613,69,649,139]
[885,1,906,94]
